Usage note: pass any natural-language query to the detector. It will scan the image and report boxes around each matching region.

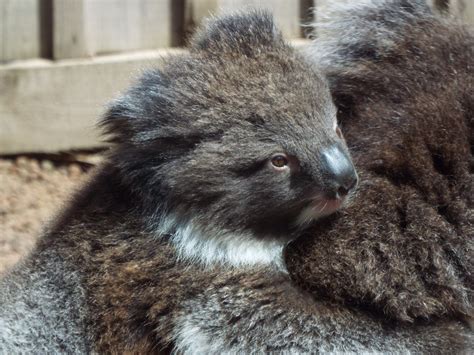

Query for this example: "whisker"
[318,201,328,215]
[312,200,324,212]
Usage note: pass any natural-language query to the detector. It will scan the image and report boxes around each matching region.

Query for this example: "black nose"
[321,145,358,199]
[336,176,358,197]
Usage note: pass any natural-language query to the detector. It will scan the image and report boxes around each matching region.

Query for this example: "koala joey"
[0,8,471,354]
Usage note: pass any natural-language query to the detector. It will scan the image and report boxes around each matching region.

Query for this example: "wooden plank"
[450,0,474,24]
[0,0,42,62]
[0,49,183,153]
[186,0,302,38]
[53,0,91,59]
[84,0,140,55]
[83,0,173,56]
[53,0,173,59]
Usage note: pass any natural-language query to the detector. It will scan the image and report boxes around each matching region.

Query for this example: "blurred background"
[0,0,473,272]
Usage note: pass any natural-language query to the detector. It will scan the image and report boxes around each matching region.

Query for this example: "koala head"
[102,12,357,257]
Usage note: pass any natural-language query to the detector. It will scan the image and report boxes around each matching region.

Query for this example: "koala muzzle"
[321,145,358,199]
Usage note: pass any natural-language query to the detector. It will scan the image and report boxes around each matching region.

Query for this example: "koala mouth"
[311,196,345,217]
[294,196,346,229]
[319,197,344,214]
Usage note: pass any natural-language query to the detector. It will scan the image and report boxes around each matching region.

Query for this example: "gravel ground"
[0,154,97,274]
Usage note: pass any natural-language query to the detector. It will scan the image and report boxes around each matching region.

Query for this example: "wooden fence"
[1,0,311,63]
[0,0,472,154]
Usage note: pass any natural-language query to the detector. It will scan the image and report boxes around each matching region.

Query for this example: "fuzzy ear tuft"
[190,10,284,56]
[99,99,136,145]
[99,69,171,145]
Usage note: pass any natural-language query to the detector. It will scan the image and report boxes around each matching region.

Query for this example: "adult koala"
[287,0,473,323]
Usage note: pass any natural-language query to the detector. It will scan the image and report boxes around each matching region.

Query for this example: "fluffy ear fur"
[191,10,284,57]
[286,0,473,322]
[100,10,283,147]
[99,10,290,149]
[100,69,170,145]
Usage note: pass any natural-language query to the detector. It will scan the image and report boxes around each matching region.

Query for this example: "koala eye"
[336,126,343,139]
[271,154,289,169]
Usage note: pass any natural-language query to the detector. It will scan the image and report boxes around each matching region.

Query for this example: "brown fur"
[286,0,473,323]
[39,171,471,352]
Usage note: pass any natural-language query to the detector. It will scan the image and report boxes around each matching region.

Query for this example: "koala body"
[0,6,471,354]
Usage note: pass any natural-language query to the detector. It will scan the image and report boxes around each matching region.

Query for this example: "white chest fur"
[157,215,287,270]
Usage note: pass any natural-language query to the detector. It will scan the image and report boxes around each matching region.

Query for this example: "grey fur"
[0,250,89,353]
[174,270,469,354]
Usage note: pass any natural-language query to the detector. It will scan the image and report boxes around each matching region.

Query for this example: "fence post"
[450,0,474,24]
[0,0,42,63]
[53,0,91,59]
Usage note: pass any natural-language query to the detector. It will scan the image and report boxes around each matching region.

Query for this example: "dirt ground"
[0,154,99,274]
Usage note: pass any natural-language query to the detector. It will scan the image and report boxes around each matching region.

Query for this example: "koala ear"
[100,98,137,145]
[191,10,285,57]
[99,69,170,145]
